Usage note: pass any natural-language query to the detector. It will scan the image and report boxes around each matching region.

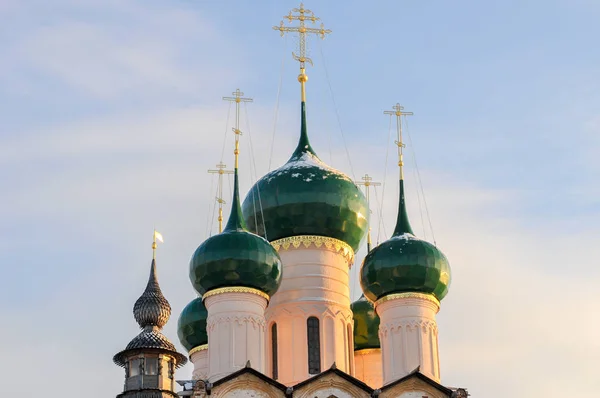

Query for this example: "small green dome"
[190,170,283,297]
[242,102,368,252]
[177,297,208,352]
[351,295,380,350]
[360,180,451,302]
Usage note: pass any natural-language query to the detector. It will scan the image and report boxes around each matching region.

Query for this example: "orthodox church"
[113,3,469,398]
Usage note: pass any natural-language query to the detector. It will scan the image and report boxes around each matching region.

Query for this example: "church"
[112,4,469,398]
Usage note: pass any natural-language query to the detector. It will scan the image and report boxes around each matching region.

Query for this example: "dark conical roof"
[113,258,186,368]
[133,259,171,328]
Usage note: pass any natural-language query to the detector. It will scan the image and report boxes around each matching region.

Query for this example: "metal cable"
[376,115,393,243]
[220,102,233,163]
[244,102,268,240]
[268,36,287,172]
[404,118,437,245]
[318,42,356,180]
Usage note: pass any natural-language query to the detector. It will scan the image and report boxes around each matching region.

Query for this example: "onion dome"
[190,169,282,297]
[351,294,380,350]
[242,102,369,252]
[114,260,187,367]
[360,180,451,303]
[177,297,208,352]
[133,259,171,328]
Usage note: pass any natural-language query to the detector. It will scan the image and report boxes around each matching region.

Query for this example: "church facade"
[113,3,469,398]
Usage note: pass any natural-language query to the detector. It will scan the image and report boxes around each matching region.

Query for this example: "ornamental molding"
[207,314,266,331]
[354,348,381,356]
[203,286,270,302]
[188,344,208,357]
[271,235,355,265]
[381,377,446,398]
[378,319,438,336]
[374,292,440,310]
[294,373,370,398]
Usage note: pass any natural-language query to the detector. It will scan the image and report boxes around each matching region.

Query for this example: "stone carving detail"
[378,319,438,336]
[207,314,266,331]
[271,235,355,265]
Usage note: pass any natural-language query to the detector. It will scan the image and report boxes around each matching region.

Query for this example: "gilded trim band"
[271,235,355,264]
[202,286,270,302]
[188,344,208,357]
[374,292,440,309]
[354,348,381,356]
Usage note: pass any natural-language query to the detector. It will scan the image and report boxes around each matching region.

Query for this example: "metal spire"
[208,162,234,233]
[355,174,381,252]
[273,3,331,102]
[222,89,252,232]
[384,103,413,180]
[222,89,253,169]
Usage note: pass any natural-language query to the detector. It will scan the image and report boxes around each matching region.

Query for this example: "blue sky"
[1,1,599,396]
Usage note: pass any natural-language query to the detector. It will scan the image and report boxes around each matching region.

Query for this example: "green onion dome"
[190,169,283,297]
[351,294,380,351]
[177,297,208,352]
[360,180,451,303]
[242,102,368,252]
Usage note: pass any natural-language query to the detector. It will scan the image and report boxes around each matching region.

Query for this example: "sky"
[1,0,599,396]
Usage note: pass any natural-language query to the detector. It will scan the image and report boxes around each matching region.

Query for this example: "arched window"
[347,323,354,374]
[307,317,321,374]
[271,323,278,380]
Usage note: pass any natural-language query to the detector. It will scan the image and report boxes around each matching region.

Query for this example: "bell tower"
[113,232,187,397]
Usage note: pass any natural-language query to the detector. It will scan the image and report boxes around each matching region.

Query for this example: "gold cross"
[355,174,381,252]
[222,89,253,168]
[384,103,414,180]
[208,162,234,233]
[273,3,331,69]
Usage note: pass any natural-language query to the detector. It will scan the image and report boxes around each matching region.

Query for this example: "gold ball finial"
[298,73,308,83]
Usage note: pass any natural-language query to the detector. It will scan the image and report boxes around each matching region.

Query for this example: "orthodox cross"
[207,161,234,233]
[273,3,331,101]
[223,89,253,168]
[384,104,413,180]
[355,174,381,252]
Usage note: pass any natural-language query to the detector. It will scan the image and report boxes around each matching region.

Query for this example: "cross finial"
[355,174,381,252]
[384,103,414,180]
[223,89,253,169]
[208,161,234,233]
[274,3,331,102]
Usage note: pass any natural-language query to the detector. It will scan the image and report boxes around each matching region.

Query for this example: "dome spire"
[133,230,170,329]
[273,3,331,103]
[222,88,253,232]
[274,3,331,159]
[384,103,415,236]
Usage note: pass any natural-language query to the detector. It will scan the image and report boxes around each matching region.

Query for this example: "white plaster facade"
[376,294,441,385]
[265,242,355,385]
[190,346,208,380]
[353,348,382,388]
[204,290,268,381]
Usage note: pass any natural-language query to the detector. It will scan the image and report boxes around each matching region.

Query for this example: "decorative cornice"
[271,235,355,264]
[188,344,208,357]
[374,292,440,310]
[202,286,269,302]
[354,348,381,356]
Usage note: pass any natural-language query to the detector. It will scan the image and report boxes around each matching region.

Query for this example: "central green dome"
[190,170,283,297]
[242,102,368,252]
